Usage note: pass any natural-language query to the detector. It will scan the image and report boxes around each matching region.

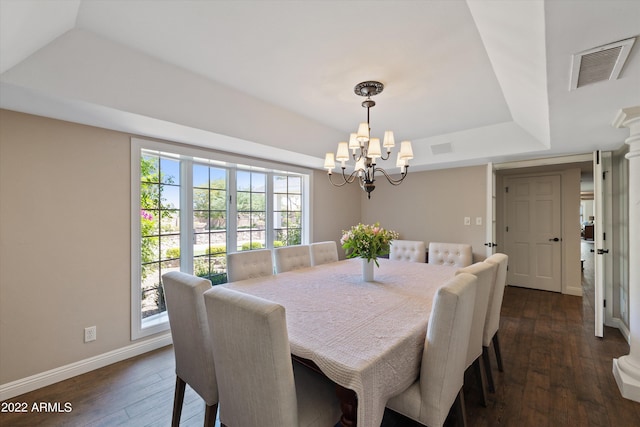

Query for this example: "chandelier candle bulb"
[396,152,407,171]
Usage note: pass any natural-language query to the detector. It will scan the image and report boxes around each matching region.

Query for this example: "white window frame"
[131,137,311,340]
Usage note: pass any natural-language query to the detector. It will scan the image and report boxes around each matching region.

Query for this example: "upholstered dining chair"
[274,244,311,273]
[455,261,497,407]
[203,286,342,427]
[161,271,217,427]
[482,253,509,392]
[386,273,477,427]
[309,241,339,266]
[226,249,273,282]
[389,240,427,262]
[428,242,473,267]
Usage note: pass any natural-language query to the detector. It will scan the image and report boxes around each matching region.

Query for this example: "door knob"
[549,237,560,242]
[597,249,609,255]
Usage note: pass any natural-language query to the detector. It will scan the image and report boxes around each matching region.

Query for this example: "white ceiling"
[1,0,639,171]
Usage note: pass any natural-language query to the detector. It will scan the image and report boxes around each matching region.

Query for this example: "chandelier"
[324,81,413,199]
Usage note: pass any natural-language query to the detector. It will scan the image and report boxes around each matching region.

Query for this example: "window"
[131,138,310,339]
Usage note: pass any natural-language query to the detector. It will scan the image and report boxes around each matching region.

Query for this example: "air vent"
[430,142,453,155]
[570,37,636,90]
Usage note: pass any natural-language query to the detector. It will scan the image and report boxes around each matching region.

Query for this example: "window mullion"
[180,158,193,273]
[266,172,274,248]
[228,167,237,253]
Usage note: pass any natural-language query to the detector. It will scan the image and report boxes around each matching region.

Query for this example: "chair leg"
[172,376,187,427]
[473,357,488,407]
[482,346,495,393]
[204,403,218,427]
[492,332,504,372]
[453,388,468,427]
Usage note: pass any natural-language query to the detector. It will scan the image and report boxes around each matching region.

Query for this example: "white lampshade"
[383,131,395,148]
[356,122,370,142]
[367,138,381,160]
[336,142,349,161]
[399,140,414,160]
[396,152,407,168]
[348,133,359,150]
[324,152,335,171]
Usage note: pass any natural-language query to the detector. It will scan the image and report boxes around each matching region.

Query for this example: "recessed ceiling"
[1,0,638,171]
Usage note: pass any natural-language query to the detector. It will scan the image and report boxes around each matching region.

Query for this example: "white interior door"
[504,174,562,292]
[593,151,613,337]
[485,163,497,257]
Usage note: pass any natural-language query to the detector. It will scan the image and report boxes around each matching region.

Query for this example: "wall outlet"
[464,217,471,226]
[476,217,482,226]
[84,326,96,343]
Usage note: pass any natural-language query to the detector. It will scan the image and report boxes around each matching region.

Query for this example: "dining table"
[222,257,458,427]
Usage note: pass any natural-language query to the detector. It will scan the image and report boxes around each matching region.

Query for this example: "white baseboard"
[0,333,172,402]
[563,285,583,297]
[612,317,631,344]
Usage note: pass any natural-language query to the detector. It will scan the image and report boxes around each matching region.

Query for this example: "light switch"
[464,217,471,226]
[476,217,482,226]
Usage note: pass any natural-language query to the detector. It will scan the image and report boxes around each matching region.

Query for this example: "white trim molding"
[0,333,172,402]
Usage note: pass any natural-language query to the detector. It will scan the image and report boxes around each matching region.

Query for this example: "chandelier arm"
[375,166,410,186]
[327,168,360,187]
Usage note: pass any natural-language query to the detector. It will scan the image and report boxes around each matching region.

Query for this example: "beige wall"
[311,170,361,258]
[1,110,132,383]
[360,165,488,262]
[0,110,358,385]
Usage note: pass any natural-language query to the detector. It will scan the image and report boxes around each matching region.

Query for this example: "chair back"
[204,286,299,427]
[227,249,273,282]
[162,271,218,406]
[428,242,472,267]
[310,241,339,266]
[389,240,426,262]
[455,262,497,367]
[483,253,508,345]
[274,245,311,273]
[419,273,477,427]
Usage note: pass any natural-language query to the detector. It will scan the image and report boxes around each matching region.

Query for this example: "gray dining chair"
[203,286,341,427]
[274,244,311,273]
[455,261,497,407]
[389,240,427,262]
[428,242,473,267]
[226,248,273,282]
[386,272,477,427]
[310,241,339,266]
[162,271,218,427]
[482,253,509,392]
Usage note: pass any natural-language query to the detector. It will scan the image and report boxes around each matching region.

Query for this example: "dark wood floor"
[2,242,639,426]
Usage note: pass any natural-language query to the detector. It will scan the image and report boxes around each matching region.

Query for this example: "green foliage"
[139,155,177,280]
[341,223,399,266]
[241,241,264,250]
[273,240,285,247]
[165,247,180,259]
[206,245,227,255]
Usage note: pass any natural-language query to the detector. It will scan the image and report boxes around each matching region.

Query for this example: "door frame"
[495,154,588,296]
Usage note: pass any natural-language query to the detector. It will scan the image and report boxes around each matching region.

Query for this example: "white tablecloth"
[224,258,457,427]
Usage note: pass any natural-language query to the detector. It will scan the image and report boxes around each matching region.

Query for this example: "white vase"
[362,258,374,282]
